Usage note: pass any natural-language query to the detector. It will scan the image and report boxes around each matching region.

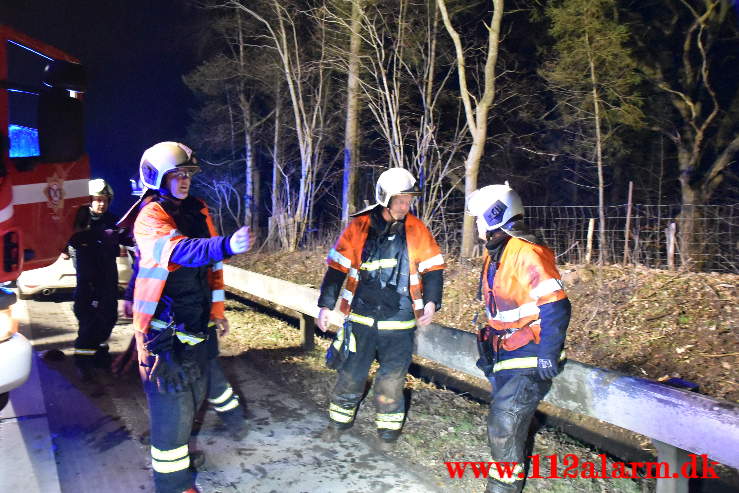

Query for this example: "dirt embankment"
[231,249,738,402]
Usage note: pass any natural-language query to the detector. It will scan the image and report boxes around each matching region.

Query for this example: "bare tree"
[185,5,272,240]
[632,0,739,270]
[437,0,505,257]
[325,0,466,243]
[192,163,244,233]
[231,0,338,251]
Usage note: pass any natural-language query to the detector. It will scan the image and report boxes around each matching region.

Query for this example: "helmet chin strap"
[374,207,405,236]
[501,218,543,245]
[485,228,510,261]
[157,188,183,203]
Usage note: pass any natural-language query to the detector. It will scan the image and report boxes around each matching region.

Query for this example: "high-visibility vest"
[481,237,567,349]
[326,212,444,319]
[132,198,225,333]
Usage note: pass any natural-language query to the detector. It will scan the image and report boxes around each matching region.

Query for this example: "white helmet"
[139,141,199,190]
[466,182,524,236]
[375,168,420,208]
[88,178,113,198]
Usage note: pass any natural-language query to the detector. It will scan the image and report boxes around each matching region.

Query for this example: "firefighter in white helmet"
[128,141,253,493]
[316,167,445,448]
[68,178,123,381]
[467,183,571,493]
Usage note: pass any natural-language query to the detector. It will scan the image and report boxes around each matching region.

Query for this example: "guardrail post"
[653,439,690,493]
[299,313,315,350]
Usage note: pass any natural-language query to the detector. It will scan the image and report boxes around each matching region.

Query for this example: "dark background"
[1,1,199,216]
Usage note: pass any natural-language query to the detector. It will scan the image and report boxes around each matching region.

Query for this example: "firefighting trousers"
[145,373,207,493]
[207,358,242,416]
[73,286,117,369]
[485,369,551,493]
[328,322,414,434]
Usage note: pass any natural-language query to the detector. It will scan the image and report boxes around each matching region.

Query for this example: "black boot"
[485,478,522,493]
[74,357,97,383]
[77,365,97,382]
[217,409,249,441]
[319,421,352,441]
[376,428,400,451]
[93,347,113,372]
[189,450,205,470]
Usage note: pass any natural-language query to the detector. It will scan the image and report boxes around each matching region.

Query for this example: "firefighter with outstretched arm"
[128,141,252,493]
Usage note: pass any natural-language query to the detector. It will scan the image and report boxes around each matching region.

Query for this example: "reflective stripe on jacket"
[327,212,444,319]
[133,199,225,333]
[482,237,566,347]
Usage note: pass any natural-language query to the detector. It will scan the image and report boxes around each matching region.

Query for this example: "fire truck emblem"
[44,173,65,221]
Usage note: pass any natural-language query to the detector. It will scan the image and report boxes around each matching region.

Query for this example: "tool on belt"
[475,314,495,375]
[143,318,207,393]
[326,318,354,370]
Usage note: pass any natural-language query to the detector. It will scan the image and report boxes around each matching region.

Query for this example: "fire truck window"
[7,40,49,158]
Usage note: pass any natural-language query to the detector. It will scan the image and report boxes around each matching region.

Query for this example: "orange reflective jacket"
[482,237,566,349]
[132,199,225,333]
[327,212,444,319]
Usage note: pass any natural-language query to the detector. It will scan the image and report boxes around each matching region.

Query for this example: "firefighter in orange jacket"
[316,168,444,447]
[467,183,571,493]
[130,141,253,493]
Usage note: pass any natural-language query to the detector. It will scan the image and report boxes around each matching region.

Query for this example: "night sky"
[2,1,199,216]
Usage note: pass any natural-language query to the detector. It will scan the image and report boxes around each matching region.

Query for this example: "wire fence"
[525,204,739,273]
[268,202,739,274]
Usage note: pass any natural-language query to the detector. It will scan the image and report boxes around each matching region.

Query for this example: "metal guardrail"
[223,264,739,492]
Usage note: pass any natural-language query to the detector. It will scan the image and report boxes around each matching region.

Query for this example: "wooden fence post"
[623,181,633,264]
[666,222,677,271]
[585,218,595,265]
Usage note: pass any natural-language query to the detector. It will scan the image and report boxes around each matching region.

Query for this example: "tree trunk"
[240,94,254,231]
[238,11,255,234]
[341,0,362,225]
[677,174,707,271]
[270,83,283,240]
[460,136,484,257]
[252,165,261,241]
[587,33,607,265]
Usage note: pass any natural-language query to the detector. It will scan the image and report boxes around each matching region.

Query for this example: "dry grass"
[231,249,739,401]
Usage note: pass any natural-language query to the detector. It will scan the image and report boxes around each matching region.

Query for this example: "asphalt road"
[0,295,439,493]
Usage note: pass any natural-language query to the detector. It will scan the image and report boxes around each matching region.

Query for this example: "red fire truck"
[0,25,90,408]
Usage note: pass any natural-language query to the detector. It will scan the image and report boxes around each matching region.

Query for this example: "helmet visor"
[400,183,421,195]
[166,165,200,180]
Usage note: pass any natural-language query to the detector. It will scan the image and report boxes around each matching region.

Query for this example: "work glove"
[537,356,559,380]
[229,226,254,254]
